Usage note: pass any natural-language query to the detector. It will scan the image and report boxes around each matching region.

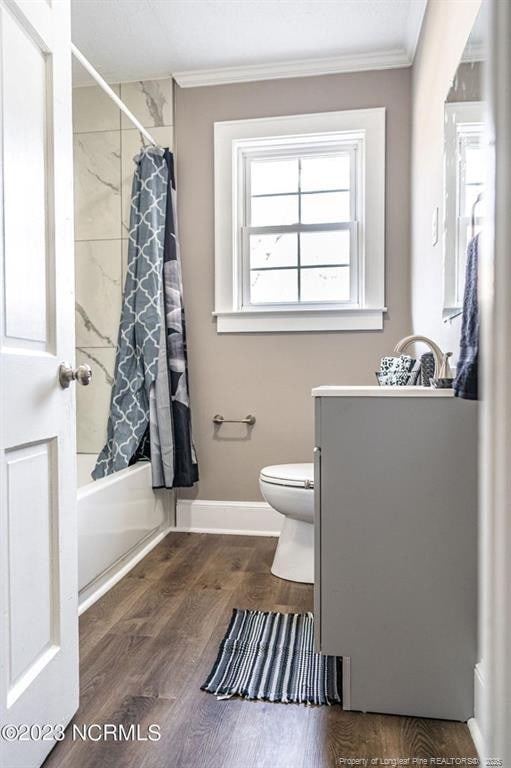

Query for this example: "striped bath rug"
[201,609,342,705]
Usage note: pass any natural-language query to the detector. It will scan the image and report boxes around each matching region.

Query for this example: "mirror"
[442,7,485,321]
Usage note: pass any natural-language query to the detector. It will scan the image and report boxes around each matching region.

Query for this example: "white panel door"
[0,1,79,767]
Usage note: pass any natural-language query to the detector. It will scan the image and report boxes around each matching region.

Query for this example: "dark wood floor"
[43,533,476,768]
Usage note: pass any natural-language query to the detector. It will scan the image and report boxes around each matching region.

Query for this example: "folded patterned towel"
[377,355,416,386]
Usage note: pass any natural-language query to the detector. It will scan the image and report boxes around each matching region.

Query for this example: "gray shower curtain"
[92,147,198,488]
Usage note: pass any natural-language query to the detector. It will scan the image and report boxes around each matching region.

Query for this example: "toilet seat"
[260,463,314,489]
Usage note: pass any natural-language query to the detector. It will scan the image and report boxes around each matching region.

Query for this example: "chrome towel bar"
[213,414,256,426]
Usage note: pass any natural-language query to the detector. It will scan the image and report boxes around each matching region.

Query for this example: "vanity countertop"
[312,385,454,398]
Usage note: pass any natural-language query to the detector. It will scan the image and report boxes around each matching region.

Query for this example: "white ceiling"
[71,0,427,87]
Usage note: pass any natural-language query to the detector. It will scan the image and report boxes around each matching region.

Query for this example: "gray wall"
[175,68,412,501]
[410,0,482,356]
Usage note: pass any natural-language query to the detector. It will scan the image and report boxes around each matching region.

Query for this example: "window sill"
[442,305,463,322]
[213,307,386,333]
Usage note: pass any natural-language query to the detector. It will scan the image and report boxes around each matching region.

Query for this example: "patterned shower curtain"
[92,147,198,488]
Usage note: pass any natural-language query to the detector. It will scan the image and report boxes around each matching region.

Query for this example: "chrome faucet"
[393,335,452,380]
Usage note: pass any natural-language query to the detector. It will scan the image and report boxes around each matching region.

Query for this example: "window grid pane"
[251,195,299,226]
[301,191,350,223]
[249,233,297,269]
[301,154,351,192]
[301,266,351,302]
[249,264,351,304]
[250,268,298,304]
[300,230,350,266]
[249,152,353,228]
[250,158,299,195]
[246,149,356,305]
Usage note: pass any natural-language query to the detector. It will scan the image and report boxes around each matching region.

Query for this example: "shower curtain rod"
[71,43,159,148]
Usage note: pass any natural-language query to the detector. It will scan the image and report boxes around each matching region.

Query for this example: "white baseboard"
[176,498,282,537]
[78,524,172,615]
[468,717,484,762]
[468,663,485,761]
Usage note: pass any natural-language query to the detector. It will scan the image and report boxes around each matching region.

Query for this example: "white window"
[242,143,359,309]
[214,109,386,332]
[443,102,484,318]
[456,130,484,292]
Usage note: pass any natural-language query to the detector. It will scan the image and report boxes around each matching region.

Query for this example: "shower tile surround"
[73,78,174,455]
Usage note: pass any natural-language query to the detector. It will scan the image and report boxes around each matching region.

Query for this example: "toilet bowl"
[259,463,314,584]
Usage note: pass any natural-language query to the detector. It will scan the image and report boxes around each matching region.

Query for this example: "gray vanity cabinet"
[313,391,478,721]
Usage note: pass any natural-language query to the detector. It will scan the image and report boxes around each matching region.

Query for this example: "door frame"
[478,0,511,760]
[0,1,79,766]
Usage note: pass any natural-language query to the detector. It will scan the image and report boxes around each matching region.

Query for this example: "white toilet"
[259,463,314,584]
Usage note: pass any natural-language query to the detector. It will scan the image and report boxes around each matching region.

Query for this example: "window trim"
[214,108,386,332]
[443,101,484,321]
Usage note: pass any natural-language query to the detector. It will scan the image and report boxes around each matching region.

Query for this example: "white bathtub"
[77,454,172,612]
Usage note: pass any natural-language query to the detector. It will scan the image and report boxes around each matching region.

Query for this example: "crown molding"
[173,48,412,88]
[72,71,173,88]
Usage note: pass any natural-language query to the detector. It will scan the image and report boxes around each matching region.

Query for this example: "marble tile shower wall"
[73,78,174,455]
